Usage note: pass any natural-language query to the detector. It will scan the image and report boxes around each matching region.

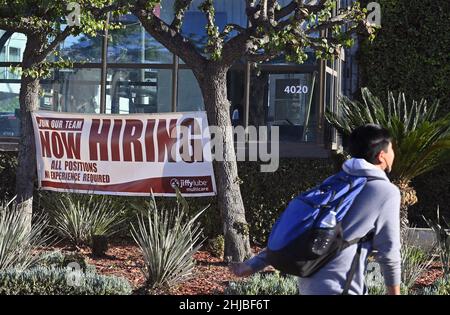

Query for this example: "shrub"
[38,250,96,274]
[401,232,435,294]
[419,277,450,295]
[0,266,132,295]
[238,159,335,244]
[423,207,450,277]
[134,159,335,244]
[131,192,207,290]
[0,198,51,271]
[207,235,225,259]
[0,152,17,200]
[44,192,125,247]
[225,272,298,295]
[365,258,386,295]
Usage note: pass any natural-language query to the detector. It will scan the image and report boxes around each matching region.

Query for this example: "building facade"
[0,0,359,157]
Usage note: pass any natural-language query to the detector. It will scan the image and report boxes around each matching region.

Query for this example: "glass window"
[59,34,103,63]
[107,68,172,114]
[177,69,204,112]
[108,14,173,64]
[0,80,20,137]
[0,31,26,79]
[8,47,20,62]
[32,68,102,113]
[267,72,318,142]
[0,32,26,62]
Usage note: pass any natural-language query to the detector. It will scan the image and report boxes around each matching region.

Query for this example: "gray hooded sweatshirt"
[245,158,401,295]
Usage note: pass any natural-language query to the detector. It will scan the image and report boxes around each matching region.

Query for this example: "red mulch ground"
[50,240,249,295]
[413,262,444,289]
[46,241,445,295]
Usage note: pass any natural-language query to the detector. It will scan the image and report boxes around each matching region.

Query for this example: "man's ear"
[375,150,384,165]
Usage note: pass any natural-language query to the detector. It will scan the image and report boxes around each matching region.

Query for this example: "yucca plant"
[423,206,450,277]
[46,193,125,248]
[0,198,51,271]
[325,87,450,232]
[401,229,435,294]
[131,191,207,291]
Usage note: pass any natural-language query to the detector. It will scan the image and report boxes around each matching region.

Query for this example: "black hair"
[348,124,392,164]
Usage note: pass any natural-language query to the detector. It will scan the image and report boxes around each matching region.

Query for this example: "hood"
[342,158,389,181]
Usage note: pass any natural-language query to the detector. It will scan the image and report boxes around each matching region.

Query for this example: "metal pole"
[244,60,250,130]
[171,54,179,112]
[100,12,110,114]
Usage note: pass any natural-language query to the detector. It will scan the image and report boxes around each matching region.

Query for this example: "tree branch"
[221,24,247,35]
[274,0,297,20]
[131,4,206,69]
[0,19,33,34]
[305,13,353,34]
[37,26,74,63]
[0,31,13,50]
[275,0,329,21]
[85,1,132,19]
[245,45,282,63]
[171,0,194,31]
[221,31,251,66]
[261,0,268,20]
[267,0,277,24]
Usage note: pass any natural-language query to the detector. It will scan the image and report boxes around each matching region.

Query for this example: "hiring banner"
[31,110,216,197]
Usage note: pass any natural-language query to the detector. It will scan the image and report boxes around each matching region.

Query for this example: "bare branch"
[38,26,74,62]
[221,31,251,66]
[0,31,13,49]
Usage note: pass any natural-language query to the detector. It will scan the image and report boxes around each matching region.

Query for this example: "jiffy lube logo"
[170,178,180,188]
[169,178,210,193]
[171,178,208,189]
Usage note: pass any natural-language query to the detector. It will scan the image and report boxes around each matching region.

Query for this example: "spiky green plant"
[325,87,450,230]
[131,191,207,290]
[423,206,450,277]
[0,198,51,271]
[46,193,125,247]
[401,231,435,294]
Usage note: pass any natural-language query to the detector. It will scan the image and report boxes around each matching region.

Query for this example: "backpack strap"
[341,231,374,295]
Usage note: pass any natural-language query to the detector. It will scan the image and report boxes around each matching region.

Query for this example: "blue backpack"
[266,170,374,284]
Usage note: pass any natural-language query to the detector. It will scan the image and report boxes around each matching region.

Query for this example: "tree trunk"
[196,64,252,262]
[15,36,43,230]
[394,179,419,242]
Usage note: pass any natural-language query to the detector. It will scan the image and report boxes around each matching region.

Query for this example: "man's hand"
[230,262,255,277]
[386,285,401,295]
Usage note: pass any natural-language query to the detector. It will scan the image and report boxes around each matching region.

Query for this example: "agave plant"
[325,87,450,231]
[131,191,207,291]
[0,198,51,271]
